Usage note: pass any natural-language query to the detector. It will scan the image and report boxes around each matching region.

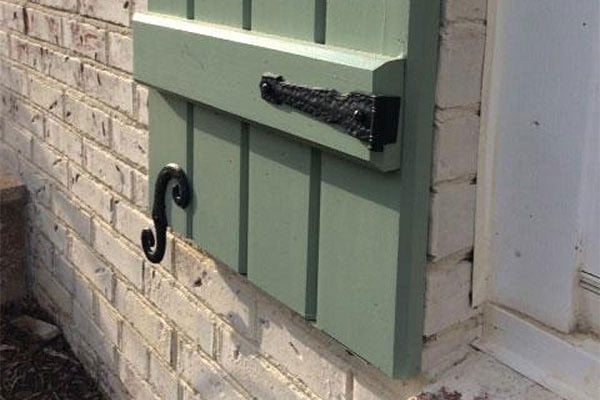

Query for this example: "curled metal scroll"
[141,163,191,264]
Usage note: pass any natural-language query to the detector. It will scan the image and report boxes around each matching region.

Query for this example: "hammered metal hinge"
[259,73,401,152]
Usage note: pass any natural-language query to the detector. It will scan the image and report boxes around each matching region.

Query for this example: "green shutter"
[137,0,440,378]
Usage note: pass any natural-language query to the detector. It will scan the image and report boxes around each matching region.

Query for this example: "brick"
[84,142,133,197]
[121,322,149,378]
[18,163,52,206]
[31,230,54,266]
[30,0,78,12]
[219,328,310,400]
[114,199,152,245]
[54,254,75,293]
[52,188,92,240]
[64,19,106,62]
[433,109,480,182]
[114,280,172,358]
[0,32,6,56]
[35,205,68,252]
[144,268,214,352]
[135,84,149,126]
[353,370,422,400]
[69,166,114,222]
[32,139,69,186]
[73,300,116,367]
[6,96,43,137]
[256,296,349,400]
[119,360,160,400]
[9,37,45,72]
[1,63,28,95]
[65,96,111,146]
[95,295,121,345]
[174,243,254,337]
[108,32,132,72]
[444,0,487,21]
[82,0,131,27]
[97,367,129,400]
[112,119,148,168]
[45,49,83,88]
[428,183,477,258]
[134,0,148,14]
[72,269,94,314]
[149,352,178,400]
[1,3,25,32]
[132,170,148,211]
[436,23,486,107]
[94,221,143,288]
[28,76,63,116]
[82,64,133,114]
[24,7,63,46]
[424,261,477,335]
[70,236,114,300]
[178,339,245,399]
[35,265,73,319]
[0,142,19,175]
[44,118,84,164]
[4,121,32,159]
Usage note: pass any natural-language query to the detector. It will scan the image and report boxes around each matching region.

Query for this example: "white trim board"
[475,304,600,400]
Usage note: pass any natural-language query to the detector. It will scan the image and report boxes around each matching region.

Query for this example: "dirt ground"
[0,299,106,400]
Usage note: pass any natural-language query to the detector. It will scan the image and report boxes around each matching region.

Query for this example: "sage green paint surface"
[136,0,440,378]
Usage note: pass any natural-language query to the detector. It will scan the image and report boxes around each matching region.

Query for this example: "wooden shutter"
[135,0,440,378]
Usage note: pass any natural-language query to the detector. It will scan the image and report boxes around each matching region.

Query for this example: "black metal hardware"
[141,163,191,264]
[259,73,401,152]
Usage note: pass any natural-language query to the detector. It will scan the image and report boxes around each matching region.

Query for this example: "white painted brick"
[94,220,143,288]
[219,327,311,400]
[24,7,63,46]
[32,139,69,185]
[84,142,133,197]
[436,23,486,107]
[353,372,422,400]
[1,63,28,95]
[421,317,482,378]
[30,0,78,12]
[53,254,75,293]
[64,19,106,62]
[4,121,32,159]
[18,163,52,206]
[433,109,480,182]
[256,296,350,400]
[144,268,214,352]
[31,230,54,265]
[97,367,129,400]
[428,183,477,258]
[35,205,68,253]
[178,339,245,399]
[6,96,43,136]
[114,280,172,358]
[53,188,92,240]
[83,65,133,114]
[70,236,114,300]
[82,0,131,27]
[1,3,25,32]
[69,166,114,222]
[119,360,160,400]
[121,322,149,378]
[424,261,477,335]
[73,300,116,367]
[108,32,132,72]
[45,48,83,88]
[135,84,149,126]
[44,118,83,164]
[112,119,148,168]
[72,269,95,314]
[149,352,178,400]
[0,142,19,175]
[132,170,148,211]
[9,37,46,72]
[96,295,121,345]
[174,242,254,337]
[64,96,110,147]
[0,32,8,56]
[444,0,487,21]
[114,199,151,244]
[134,0,148,14]
[35,264,73,319]
[28,75,63,117]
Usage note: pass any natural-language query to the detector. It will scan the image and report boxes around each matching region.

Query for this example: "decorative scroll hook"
[141,163,191,264]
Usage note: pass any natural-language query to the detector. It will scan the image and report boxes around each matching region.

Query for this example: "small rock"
[11,315,60,342]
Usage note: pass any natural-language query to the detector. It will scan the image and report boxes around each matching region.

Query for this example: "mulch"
[0,299,106,400]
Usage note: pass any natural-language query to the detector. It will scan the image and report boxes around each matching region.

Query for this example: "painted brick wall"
[0,1,487,399]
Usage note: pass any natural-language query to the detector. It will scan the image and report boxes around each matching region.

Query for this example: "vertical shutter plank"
[191,1,248,273]
[247,0,322,318]
[148,0,191,17]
